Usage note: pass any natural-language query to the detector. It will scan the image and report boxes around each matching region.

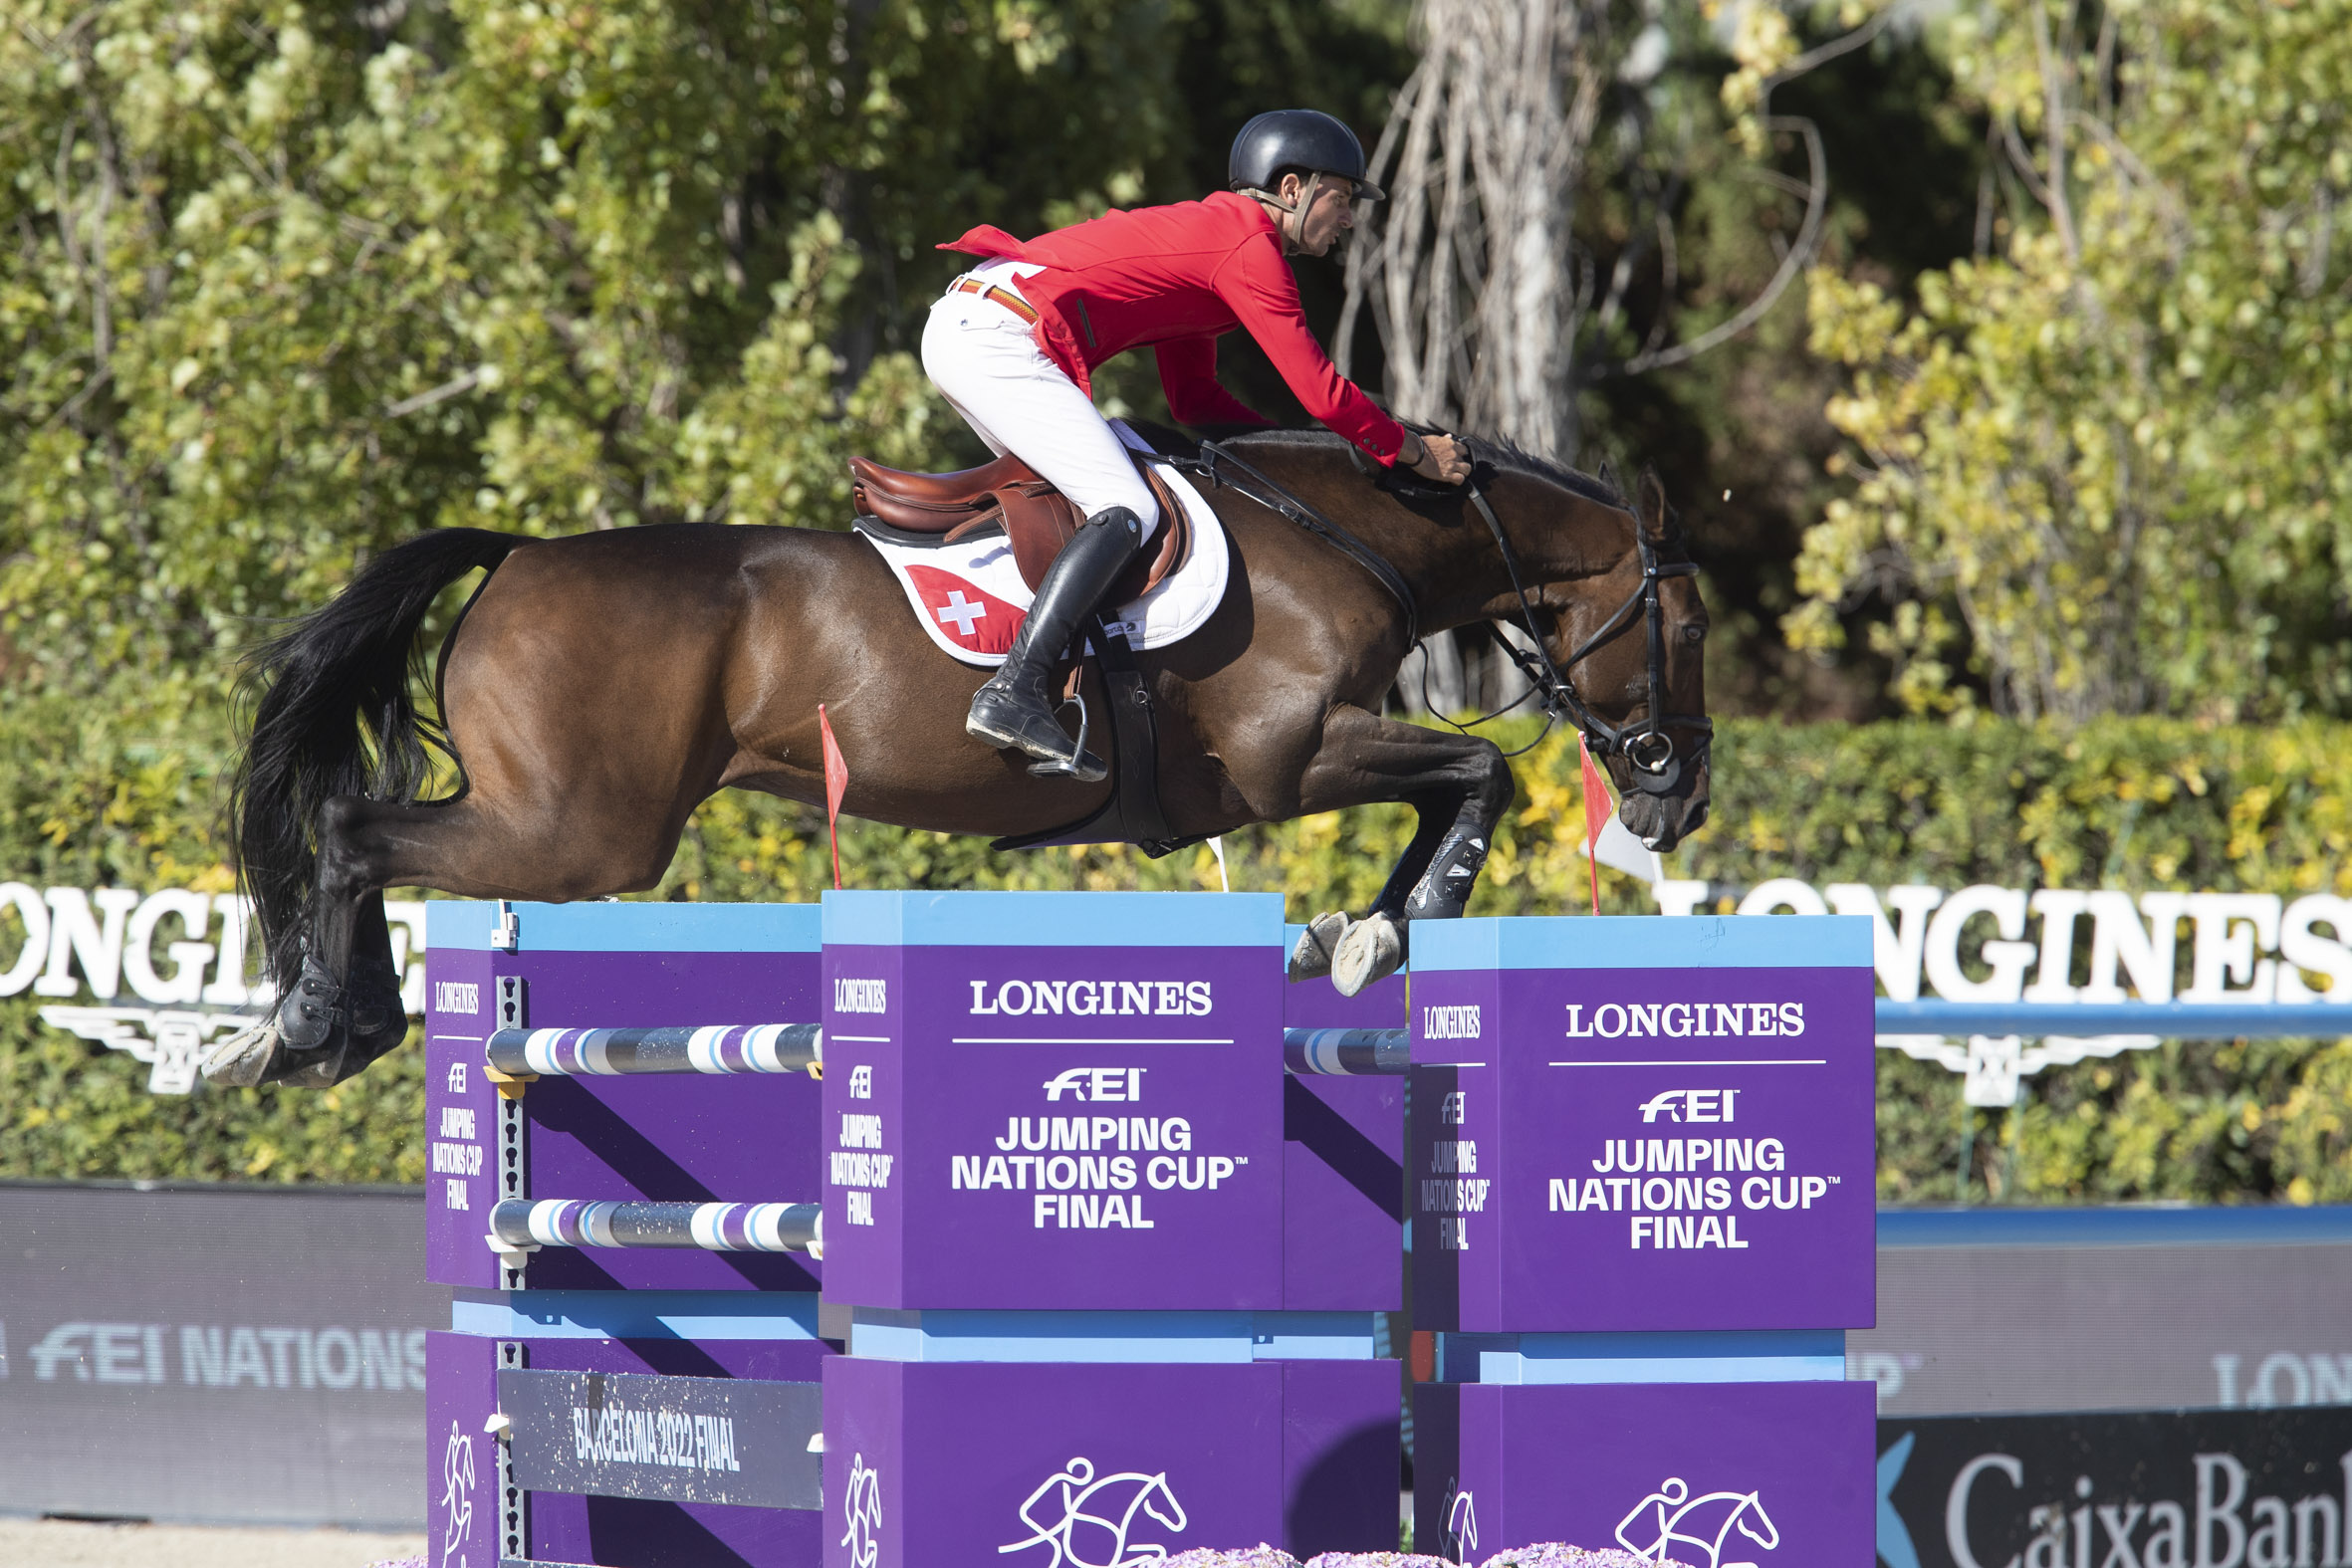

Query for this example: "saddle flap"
[1004,460,1191,597]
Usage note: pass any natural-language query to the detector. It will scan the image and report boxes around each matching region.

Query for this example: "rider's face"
[1282,173,1359,257]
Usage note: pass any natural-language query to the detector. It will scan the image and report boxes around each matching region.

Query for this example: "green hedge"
[3,704,2345,1202]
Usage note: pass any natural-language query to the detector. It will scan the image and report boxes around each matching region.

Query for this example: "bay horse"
[208,429,1711,1088]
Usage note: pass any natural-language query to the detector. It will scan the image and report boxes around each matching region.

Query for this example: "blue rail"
[1874,1001,2352,1037]
[1876,1204,2352,1246]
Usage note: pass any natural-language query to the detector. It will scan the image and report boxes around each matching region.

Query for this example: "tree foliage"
[0,0,1232,699]
[1794,0,2352,721]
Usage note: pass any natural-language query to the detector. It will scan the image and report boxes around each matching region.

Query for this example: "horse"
[208,428,1712,1088]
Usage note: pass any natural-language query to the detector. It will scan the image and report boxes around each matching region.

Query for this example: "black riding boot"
[966,506,1143,782]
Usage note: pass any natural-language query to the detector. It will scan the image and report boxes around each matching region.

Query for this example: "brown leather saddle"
[848,447,1190,602]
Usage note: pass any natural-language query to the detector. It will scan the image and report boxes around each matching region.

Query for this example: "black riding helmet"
[1228,110,1385,203]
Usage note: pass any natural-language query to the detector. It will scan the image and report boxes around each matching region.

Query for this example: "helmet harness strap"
[1250,170,1326,256]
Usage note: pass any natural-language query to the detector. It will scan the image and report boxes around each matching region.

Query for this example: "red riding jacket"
[941,191,1407,465]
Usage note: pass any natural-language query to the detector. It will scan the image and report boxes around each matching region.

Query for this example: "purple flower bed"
[1480,1548,1696,1568]
[1145,1549,1694,1568]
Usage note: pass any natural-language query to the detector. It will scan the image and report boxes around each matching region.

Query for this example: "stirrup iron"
[1025,692,1102,782]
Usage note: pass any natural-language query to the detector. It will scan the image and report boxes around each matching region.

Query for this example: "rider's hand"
[1404,430,1472,486]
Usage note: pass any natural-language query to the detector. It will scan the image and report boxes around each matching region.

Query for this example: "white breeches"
[920,271,1160,540]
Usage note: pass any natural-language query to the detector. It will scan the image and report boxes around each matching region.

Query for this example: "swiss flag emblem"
[905,564,1024,656]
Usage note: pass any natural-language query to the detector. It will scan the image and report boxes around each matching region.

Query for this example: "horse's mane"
[1201,425,1628,510]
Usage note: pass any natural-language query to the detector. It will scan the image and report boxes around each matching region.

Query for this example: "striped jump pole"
[489,1199,823,1257]
[1283,1026,1409,1076]
[486,1023,822,1078]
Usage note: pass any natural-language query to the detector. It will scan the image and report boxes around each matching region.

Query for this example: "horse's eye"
[1682,625,1706,643]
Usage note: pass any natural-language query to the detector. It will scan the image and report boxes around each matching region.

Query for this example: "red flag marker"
[819,703,849,890]
[1577,733,1609,915]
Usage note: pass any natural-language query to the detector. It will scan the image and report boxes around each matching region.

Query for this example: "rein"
[1185,438,1709,796]
[1178,441,1421,647]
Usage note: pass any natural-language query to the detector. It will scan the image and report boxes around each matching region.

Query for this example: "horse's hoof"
[275,1044,354,1089]
[201,1019,283,1088]
[1288,911,1349,982]
[1331,913,1404,997]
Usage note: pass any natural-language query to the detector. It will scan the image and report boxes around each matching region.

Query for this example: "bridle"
[1461,474,1714,796]
[1182,439,1711,797]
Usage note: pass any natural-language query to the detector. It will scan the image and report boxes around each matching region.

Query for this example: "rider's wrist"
[1398,431,1425,467]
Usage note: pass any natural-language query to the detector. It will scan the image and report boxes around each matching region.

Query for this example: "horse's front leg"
[1280,706,1514,995]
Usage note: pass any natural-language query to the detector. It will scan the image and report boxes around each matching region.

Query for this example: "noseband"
[1463,477,1712,797]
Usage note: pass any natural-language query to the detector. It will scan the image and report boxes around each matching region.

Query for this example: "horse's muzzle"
[1618,771,1710,855]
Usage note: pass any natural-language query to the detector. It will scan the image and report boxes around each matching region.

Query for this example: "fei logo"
[1614,1476,1779,1568]
[998,1456,1188,1567]
[1043,1067,1146,1103]
[439,1422,475,1568]
[839,1452,882,1568]
[1639,1089,1742,1124]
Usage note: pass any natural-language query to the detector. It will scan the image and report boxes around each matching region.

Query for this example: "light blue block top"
[1411,914,1872,972]
[822,890,1285,948]
[1437,1328,1846,1386]
[450,1288,823,1341]
[426,900,821,954]
[843,1307,1380,1364]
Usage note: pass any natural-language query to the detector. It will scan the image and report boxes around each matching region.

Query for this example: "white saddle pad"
[857,425,1230,668]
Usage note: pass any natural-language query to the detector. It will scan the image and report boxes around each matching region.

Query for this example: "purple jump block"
[823,1356,1399,1567]
[425,902,824,1293]
[1283,931,1407,1313]
[1412,1380,1876,1568]
[427,1330,829,1568]
[818,891,1300,1312]
[1409,917,1877,1334]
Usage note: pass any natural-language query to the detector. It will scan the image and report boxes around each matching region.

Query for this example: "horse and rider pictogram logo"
[997,1456,1190,1567]
[839,1452,883,1568]
[1614,1475,1779,1568]
[439,1421,475,1568]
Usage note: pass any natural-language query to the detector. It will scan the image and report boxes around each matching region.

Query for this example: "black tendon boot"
[966,506,1143,782]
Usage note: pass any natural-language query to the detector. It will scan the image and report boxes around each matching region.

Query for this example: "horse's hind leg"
[206,794,416,1089]
[207,790,682,1088]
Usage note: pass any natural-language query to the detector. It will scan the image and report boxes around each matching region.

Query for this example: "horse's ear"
[1636,468,1679,545]
[1596,459,1624,503]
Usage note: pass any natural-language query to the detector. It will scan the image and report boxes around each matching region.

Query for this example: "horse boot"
[965,506,1143,783]
[201,949,342,1088]
[277,952,408,1088]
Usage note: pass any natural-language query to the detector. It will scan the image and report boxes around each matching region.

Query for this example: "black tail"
[228,528,521,998]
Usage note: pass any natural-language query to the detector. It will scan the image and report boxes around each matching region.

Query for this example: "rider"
[928,108,1474,782]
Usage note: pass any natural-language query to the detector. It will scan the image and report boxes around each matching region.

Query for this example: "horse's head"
[1135,1471,1189,1535]
[1513,464,1712,853]
[1735,1489,1780,1550]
